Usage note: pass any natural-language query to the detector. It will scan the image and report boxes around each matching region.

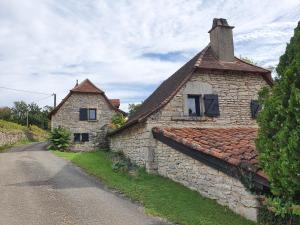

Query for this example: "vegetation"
[0,120,49,152]
[110,113,127,129]
[0,101,53,130]
[52,150,256,225]
[128,103,142,117]
[48,127,71,151]
[256,21,300,217]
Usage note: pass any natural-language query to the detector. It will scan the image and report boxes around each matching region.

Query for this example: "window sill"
[171,116,210,121]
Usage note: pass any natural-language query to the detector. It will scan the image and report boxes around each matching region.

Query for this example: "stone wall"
[110,71,269,169]
[51,93,117,151]
[109,123,149,167]
[147,72,269,129]
[0,131,27,147]
[155,140,259,221]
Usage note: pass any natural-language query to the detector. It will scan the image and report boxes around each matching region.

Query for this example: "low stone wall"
[155,140,259,222]
[0,131,27,147]
[109,123,150,167]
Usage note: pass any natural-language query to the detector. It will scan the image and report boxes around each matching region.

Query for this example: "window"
[88,108,96,120]
[73,133,89,142]
[250,100,261,119]
[186,94,220,117]
[188,95,201,116]
[81,133,89,142]
[79,108,97,121]
[74,133,81,142]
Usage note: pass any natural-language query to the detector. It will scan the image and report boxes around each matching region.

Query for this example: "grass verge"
[52,150,256,225]
[0,139,35,152]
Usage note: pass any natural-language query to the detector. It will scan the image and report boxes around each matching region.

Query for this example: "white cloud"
[0,0,299,111]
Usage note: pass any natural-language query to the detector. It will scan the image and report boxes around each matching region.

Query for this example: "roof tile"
[152,127,267,179]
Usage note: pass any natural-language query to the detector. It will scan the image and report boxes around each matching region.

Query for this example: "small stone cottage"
[109,18,273,221]
[50,79,124,151]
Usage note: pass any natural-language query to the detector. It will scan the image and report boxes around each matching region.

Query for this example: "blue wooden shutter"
[250,100,261,119]
[204,94,220,117]
[79,108,88,121]
[81,133,89,142]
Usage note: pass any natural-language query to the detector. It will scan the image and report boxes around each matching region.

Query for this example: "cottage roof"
[49,79,125,117]
[109,46,272,135]
[152,127,269,187]
[71,79,104,94]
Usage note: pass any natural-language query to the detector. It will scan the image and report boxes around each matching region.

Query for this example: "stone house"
[50,79,124,151]
[109,18,273,221]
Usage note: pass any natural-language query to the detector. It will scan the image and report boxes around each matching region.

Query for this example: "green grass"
[0,139,34,152]
[52,150,256,225]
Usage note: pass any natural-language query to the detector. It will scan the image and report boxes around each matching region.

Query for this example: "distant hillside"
[0,120,49,148]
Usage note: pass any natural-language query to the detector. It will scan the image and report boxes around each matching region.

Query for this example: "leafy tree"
[256,21,300,205]
[128,103,142,117]
[48,127,71,151]
[8,101,52,130]
[0,107,12,120]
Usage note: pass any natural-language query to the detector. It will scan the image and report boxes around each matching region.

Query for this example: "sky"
[0,0,299,112]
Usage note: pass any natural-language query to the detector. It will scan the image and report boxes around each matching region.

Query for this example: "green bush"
[109,151,137,173]
[111,113,127,129]
[258,203,300,225]
[48,127,71,151]
[256,21,300,209]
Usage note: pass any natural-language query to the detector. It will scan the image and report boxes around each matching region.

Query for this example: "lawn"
[52,150,256,225]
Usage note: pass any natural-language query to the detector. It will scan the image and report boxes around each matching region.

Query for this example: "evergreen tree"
[256,21,300,203]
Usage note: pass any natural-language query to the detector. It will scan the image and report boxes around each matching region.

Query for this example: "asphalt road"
[0,143,169,225]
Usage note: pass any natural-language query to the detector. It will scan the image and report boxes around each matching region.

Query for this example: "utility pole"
[53,93,57,108]
[26,110,29,128]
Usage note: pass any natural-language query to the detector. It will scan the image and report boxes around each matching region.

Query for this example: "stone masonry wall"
[51,93,116,151]
[147,72,269,129]
[109,122,149,167]
[110,71,269,169]
[155,140,259,221]
[0,131,27,147]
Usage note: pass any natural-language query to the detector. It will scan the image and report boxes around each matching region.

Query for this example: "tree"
[0,107,12,120]
[8,101,52,129]
[256,21,300,204]
[128,103,142,117]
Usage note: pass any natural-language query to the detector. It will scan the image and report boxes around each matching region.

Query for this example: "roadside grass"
[52,150,256,225]
[0,139,34,152]
[0,120,49,152]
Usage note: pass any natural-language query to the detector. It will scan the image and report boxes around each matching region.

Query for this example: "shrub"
[109,151,137,173]
[48,127,71,151]
[256,21,300,209]
[111,113,127,129]
[28,125,49,141]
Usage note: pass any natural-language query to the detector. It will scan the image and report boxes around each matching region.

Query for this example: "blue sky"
[0,0,299,111]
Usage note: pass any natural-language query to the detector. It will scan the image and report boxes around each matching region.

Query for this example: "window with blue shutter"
[204,94,220,117]
[187,95,201,116]
[250,100,261,119]
[79,108,88,121]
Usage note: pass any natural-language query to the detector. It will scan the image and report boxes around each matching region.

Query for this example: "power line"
[0,86,51,96]
[34,95,53,103]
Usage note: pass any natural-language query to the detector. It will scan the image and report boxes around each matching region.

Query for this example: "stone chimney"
[208,18,235,62]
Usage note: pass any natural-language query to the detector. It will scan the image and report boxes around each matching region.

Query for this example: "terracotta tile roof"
[109,45,272,136]
[49,79,125,117]
[152,127,267,179]
[109,99,120,108]
[71,79,104,94]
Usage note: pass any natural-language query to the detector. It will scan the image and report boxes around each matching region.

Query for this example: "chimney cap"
[208,18,234,33]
